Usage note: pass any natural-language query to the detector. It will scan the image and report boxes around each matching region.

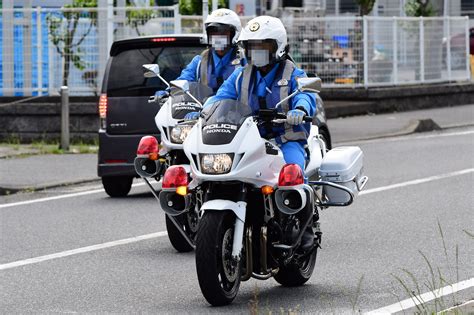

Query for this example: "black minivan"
[98,34,205,197]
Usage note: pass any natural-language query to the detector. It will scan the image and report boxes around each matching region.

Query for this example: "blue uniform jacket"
[176,47,242,92]
[203,62,317,145]
[203,63,316,116]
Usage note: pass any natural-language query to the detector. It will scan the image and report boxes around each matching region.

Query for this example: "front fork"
[232,202,246,259]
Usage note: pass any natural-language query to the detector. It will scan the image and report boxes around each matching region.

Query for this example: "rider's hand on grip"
[286,109,306,125]
[155,90,169,99]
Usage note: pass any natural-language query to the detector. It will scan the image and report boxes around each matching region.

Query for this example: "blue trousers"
[280,141,306,171]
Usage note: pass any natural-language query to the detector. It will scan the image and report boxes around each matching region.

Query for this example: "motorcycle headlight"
[170,125,193,144]
[200,153,234,174]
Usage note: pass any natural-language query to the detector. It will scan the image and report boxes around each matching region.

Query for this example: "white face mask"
[249,49,270,67]
[210,35,229,51]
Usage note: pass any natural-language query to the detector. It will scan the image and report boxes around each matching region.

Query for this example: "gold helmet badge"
[249,22,260,32]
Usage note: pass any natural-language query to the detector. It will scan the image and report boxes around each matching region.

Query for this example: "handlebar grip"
[276,113,313,123]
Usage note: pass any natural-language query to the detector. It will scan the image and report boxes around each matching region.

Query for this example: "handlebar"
[258,109,313,124]
[148,95,168,105]
[275,112,313,123]
[148,96,157,104]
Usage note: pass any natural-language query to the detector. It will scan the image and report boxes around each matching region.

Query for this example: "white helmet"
[238,16,288,59]
[204,9,242,45]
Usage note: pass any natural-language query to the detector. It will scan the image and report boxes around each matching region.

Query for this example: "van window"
[107,46,203,97]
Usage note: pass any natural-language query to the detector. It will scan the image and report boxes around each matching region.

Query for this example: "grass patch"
[248,284,301,314]
[391,221,471,313]
[1,140,98,157]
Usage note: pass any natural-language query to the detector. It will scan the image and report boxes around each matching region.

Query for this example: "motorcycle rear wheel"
[165,214,194,253]
[195,211,241,306]
[274,248,317,287]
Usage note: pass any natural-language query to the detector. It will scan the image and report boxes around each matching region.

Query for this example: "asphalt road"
[1,126,473,313]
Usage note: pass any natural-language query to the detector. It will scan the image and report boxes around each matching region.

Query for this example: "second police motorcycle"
[134,64,213,252]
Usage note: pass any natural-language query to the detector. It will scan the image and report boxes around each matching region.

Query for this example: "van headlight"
[170,125,193,144]
[200,153,233,174]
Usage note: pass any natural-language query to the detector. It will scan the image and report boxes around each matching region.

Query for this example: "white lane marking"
[0,169,472,270]
[2,168,472,210]
[0,231,168,271]
[338,129,474,146]
[365,278,474,315]
[360,168,474,195]
[0,182,148,209]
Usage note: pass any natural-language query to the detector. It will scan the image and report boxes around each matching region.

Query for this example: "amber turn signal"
[176,186,188,196]
[261,185,274,195]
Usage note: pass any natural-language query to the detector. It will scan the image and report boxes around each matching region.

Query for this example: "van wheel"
[102,176,133,197]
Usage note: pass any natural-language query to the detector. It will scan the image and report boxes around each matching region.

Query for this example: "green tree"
[355,0,376,16]
[179,0,228,15]
[46,0,97,87]
[405,0,436,17]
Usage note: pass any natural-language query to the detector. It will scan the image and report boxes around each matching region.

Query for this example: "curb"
[335,121,474,144]
[0,178,101,196]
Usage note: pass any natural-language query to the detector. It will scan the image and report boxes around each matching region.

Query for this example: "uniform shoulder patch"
[231,58,241,66]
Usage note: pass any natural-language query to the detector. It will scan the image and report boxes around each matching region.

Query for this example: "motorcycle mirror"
[143,64,170,88]
[297,77,322,93]
[170,80,190,92]
[142,64,160,77]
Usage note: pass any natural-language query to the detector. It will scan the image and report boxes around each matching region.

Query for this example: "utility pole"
[2,0,14,96]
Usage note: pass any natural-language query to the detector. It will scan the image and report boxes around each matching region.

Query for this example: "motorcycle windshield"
[201,99,253,145]
[170,83,213,119]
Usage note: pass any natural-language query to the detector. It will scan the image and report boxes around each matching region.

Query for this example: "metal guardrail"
[0,6,471,96]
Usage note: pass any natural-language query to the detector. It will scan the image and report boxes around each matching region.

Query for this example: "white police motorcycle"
[134,64,213,252]
[159,77,368,305]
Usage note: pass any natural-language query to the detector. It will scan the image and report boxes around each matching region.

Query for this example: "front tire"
[165,214,194,252]
[274,249,317,287]
[102,176,133,197]
[195,211,241,306]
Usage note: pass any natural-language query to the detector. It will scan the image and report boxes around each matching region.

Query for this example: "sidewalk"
[1,104,473,195]
[0,153,98,195]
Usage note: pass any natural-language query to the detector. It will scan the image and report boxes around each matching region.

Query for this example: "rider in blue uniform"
[155,9,244,102]
[197,16,318,250]
[203,16,317,172]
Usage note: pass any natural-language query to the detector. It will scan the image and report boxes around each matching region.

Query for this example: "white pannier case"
[319,146,365,203]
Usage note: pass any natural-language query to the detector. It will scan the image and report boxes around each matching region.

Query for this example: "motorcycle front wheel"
[195,211,241,306]
[165,214,194,253]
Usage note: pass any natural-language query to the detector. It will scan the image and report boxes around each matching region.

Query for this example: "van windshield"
[106,46,203,97]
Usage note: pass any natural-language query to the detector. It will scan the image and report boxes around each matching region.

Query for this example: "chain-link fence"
[0,6,471,96]
[286,15,471,87]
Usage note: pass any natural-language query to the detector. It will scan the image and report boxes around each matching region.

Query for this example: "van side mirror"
[297,77,322,93]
